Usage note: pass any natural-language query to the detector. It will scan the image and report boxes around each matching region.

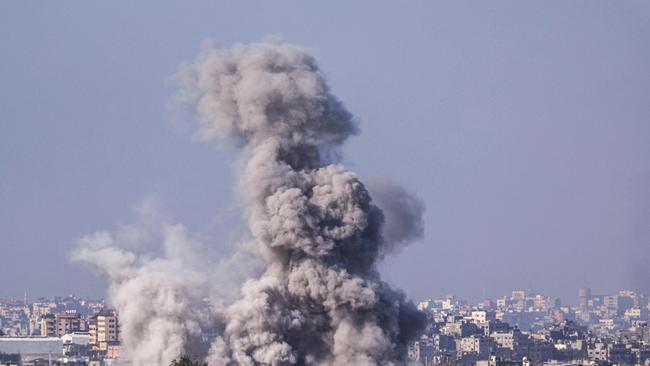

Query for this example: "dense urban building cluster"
[1,289,648,366]
[0,294,119,365]
[409,288,650,366]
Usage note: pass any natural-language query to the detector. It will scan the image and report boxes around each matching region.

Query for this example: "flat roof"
[0,337,63,355]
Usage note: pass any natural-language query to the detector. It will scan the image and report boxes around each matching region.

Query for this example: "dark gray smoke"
[74,38,426,366]
[367,179,425,255]
[177,38,426,366]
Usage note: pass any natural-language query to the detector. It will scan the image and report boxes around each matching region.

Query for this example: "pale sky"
[1,1,649,304]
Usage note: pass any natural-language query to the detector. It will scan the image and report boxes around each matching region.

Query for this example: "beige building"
[106,341,122,358]
[40,314,56,337]
[471,311,496,323]
[89,309,119,351]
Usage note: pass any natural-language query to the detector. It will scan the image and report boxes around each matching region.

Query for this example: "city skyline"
[4,286,642,309]
[3,286,650,365]
[0,287,644,308]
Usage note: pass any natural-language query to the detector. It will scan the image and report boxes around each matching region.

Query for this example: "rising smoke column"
[176,39,426,366]
[71,204,214,366]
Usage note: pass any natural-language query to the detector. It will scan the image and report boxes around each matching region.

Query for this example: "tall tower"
[578,287,591,310]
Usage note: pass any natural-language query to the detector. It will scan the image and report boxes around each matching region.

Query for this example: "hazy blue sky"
[1,1,649,304]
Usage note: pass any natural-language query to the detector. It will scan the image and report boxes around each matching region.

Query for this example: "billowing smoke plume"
[71,203,216,366]
[74,39,426,366]
[367,179,425,255]
[178,39,425,366]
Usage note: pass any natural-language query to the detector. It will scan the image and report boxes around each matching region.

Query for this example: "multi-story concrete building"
[55,312,81,337]
[477,319,511,336]
[442,317,482,338]
[458,335,495,359]
[106,341,121,358]
[40,314,56,337]
[491,329,527,350]
[608,342,635,364]
[471,311,496,323]
[519,341,555,362]
[587,342,607,361]
[604,295,618,313]
[89,309,119,351]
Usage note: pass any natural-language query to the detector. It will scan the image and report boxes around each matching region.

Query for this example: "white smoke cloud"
[72,201,256,366]
[74,38,426,366]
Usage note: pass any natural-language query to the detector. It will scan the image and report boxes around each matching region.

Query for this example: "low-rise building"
[0,337,62,363]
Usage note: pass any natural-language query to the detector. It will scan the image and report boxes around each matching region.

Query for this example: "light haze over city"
[1,1,649,304]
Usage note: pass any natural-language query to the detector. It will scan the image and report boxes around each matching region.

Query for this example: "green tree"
[170,356,207,366]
